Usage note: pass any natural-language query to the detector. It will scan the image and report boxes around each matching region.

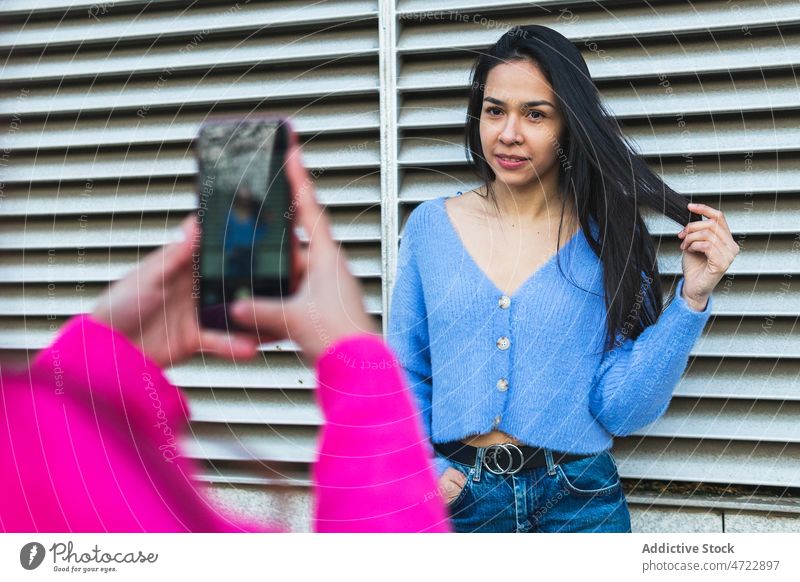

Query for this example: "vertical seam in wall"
[378,0,399,338]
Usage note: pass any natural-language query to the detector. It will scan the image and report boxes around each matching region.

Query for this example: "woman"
[388,25,738,533]
[0,134,449,533]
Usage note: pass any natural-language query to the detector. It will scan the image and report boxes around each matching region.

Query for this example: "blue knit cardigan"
[387,195,712,477]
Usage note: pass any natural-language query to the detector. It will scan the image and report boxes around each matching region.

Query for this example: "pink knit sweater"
[0,315,448,533]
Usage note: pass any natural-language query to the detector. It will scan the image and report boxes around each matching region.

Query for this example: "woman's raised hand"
[678,202,740,311]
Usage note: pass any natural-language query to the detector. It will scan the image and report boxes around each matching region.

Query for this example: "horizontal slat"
[0,105,379,152]
[0,278,383,316]
[0,207,382,249]
[625,115,800,157]
[0,0,178,16]
[181,424,318,463]
[0,245,382,282]
[0,0,378,50]
[169,353,315,390]
[604,72,800,118]
[0,28,379,84]
[679,358,800,401]
[659,238,800,276]
[693,319,800,359]
[0,177,382,216]
[659,276,799,318]
[641,399,800,442]
[0,64,379,118]
[0,215,185,249]
[0,182,197,215]
[615,438,800,487]
[397,0,800,42]
[186,388,321,425]
[1,137,381,184]
[398,28,800,82]
[196,460,311,487]
[0,250,154,282]
[688,277,800,317]
[0,283,106,315]
[660,276,800,318]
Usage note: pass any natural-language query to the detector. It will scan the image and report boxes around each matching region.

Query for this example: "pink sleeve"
[1,316,449,532]
[311,334,450,532]
[0,314,278,532]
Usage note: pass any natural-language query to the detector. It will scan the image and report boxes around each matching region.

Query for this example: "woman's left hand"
[678,202,740,311]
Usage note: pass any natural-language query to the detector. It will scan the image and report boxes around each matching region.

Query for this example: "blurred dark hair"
[464,24,701,351]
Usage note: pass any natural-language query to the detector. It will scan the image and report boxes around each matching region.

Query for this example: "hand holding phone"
[227,128,378,364]
[92,120,374,367]
[92,215,260,367]
[195,116,299,331]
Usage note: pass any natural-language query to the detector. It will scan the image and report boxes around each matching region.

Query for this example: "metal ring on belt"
[483,443,525,474]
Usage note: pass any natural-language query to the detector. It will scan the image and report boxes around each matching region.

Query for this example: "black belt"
[434,441,592,475]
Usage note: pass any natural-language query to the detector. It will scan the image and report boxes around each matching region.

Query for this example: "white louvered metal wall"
[1,0,798,532]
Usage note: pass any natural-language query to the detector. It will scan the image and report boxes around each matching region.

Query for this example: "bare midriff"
[461,430,524,448]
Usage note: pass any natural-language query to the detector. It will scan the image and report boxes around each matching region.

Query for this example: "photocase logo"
[20,542,46,570]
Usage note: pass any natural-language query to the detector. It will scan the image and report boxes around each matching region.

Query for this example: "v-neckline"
[437,195,584,299]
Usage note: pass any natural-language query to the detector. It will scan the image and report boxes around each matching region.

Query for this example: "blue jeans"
[444,447,632,533]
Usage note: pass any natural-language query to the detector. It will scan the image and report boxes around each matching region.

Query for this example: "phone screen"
[196,118,292,329]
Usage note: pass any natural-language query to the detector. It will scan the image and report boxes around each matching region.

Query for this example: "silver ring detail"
[504,443,524,474]
[482,443,525,475]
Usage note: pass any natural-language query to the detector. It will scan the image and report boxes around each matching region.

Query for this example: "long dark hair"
[464,24,701,352]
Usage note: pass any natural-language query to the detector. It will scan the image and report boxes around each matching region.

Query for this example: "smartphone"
[194,115,298,331]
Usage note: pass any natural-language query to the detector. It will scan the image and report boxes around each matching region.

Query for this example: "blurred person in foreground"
[0,133,449,533]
